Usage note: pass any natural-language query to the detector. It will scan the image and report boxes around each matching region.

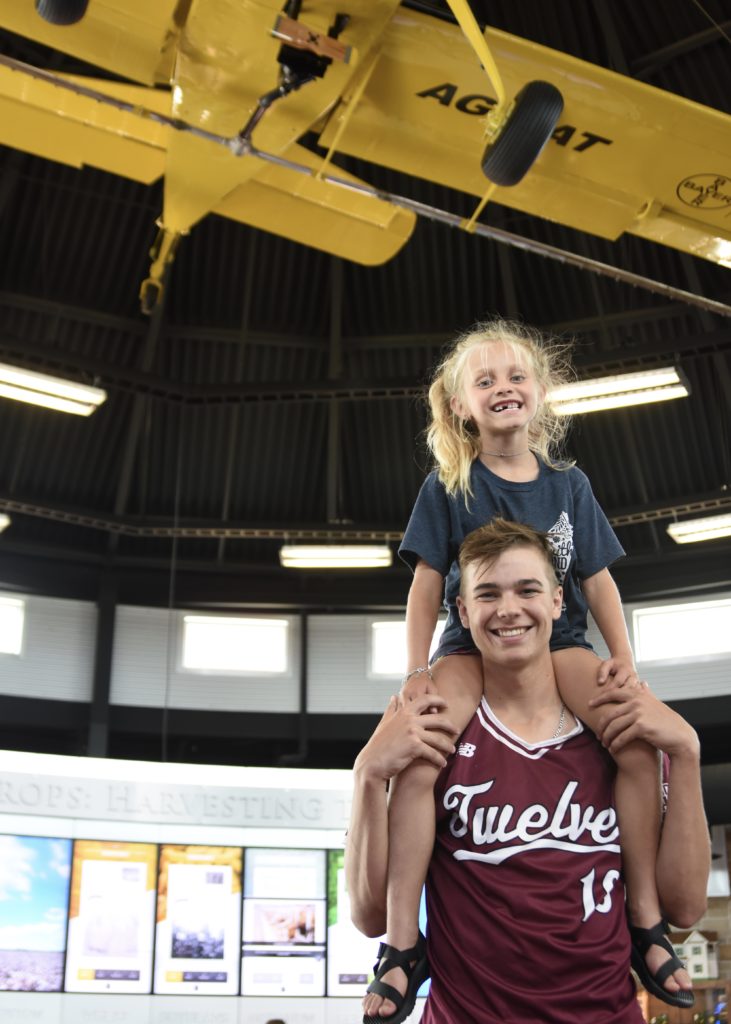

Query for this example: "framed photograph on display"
[241,848,326,996]
[153,844,242,995]
[64,839,157,993]
[0,834,71,992]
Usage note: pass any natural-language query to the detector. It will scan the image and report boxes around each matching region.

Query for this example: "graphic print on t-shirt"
[547,510,573,584]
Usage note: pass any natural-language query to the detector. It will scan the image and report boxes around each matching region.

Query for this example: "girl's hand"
[399,668,438,704]
[596,654,641,688]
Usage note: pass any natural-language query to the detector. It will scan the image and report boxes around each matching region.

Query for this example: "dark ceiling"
[0,1,729,789]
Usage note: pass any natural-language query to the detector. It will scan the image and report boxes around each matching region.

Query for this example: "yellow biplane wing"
[325,7,731,266]
[0,0,729,312]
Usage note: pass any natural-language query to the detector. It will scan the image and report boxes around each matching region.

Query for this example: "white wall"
[110,606,301,712]
[1,590,730,711]
[308,614,403,714]
[0,593,95,701]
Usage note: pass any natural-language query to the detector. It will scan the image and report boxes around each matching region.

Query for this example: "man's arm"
[590,684,710,926]
[345,695,458,937]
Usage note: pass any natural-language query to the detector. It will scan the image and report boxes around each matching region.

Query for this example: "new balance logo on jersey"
[457,743,476,757]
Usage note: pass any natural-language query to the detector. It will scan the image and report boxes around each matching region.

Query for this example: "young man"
[347,519,709,1024]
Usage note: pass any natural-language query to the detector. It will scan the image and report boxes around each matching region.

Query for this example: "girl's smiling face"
[451,340,544,440]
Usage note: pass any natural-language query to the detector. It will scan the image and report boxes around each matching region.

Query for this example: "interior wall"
[1,591,730,711]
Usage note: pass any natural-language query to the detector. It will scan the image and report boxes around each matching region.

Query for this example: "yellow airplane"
[0,0,729,313]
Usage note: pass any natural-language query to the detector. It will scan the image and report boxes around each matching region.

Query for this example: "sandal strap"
[653,956,686,987]
[629,919,669,956]
[367,933,427,993]
[371,941,387,975]
[365,977,406,1009]
[377,936,424,967]
[630,919,688,989]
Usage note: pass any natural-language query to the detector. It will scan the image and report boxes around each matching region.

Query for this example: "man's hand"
[353,694,458,782]
[589,683,699,759]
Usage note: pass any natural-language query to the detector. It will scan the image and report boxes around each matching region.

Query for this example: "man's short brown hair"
[458,518,559,593]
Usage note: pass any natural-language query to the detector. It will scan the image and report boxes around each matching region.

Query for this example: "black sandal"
[363,932,429,1024]
[630,919,694,1008]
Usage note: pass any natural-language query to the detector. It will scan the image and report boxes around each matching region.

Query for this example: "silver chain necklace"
[552,702,567,739]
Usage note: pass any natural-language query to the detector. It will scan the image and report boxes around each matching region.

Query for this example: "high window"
[0,595,25,655]
[633,598,731,664]
[181,615,289,674]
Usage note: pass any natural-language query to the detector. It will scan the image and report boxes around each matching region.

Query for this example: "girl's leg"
[362,654,482,1019]
[552,647,692,998]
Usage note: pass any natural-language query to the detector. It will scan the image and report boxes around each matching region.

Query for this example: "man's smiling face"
[456,544,562,669]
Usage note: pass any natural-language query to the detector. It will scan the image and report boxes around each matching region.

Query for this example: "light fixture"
[666,513,731,545]
[279,544,393,569]
[0,362,107,416]
[548,366,689,416]
[0,513,9,533]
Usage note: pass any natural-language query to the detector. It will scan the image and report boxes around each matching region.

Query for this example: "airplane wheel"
[481,80,563,187]
[35,0,89,26]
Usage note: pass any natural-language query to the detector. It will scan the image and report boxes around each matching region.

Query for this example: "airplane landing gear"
[139,225,182,315]
[482,80,564,187]
[35,0,89,26]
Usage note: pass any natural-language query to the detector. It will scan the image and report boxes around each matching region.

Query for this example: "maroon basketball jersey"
[422,697,645,1024]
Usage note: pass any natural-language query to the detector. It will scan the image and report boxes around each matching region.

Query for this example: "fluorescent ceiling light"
[666,513,731,545]
[280,544,393,569]
[548,366,689,416]
[0,513,9,533]
[0,362,107,416]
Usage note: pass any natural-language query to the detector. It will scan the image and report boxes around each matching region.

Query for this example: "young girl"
[362,320,693,1024]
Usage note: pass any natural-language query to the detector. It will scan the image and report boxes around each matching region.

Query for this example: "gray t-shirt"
[399,459,624,656]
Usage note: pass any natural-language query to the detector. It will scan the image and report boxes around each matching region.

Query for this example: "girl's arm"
[582,567,638,686]
[402,559,444,699]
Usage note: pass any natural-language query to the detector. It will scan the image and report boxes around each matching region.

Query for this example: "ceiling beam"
[1,328,729,404]
[1,532,729,610]
[0,289,146,337]
[631,21,731,79]
[2,488,730,539]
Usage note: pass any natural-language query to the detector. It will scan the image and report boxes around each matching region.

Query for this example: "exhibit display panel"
[64,839,157,993]
[241,847,327,996]
[0,834,71,991]
[154,844,243,995]
[0,749,385,1002]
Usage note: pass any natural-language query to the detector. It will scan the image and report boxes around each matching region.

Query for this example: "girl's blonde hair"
[426,319,575,499]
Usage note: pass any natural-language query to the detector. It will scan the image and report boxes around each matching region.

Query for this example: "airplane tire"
[35,0,89,26]
[481,80,563,187]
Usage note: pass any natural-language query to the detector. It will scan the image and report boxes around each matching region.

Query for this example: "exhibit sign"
[0,834,71,992]
[64,840,157,993]
[241,847,327,996]
[154,845,242,995]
